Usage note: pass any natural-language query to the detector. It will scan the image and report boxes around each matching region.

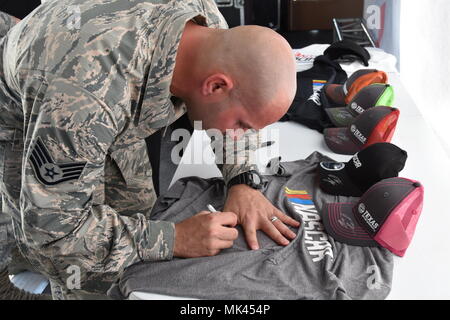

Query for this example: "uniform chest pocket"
[106,140,156,217]
[109,140,153,186]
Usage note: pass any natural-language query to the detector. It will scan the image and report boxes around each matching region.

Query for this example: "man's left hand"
[223,184,301,250]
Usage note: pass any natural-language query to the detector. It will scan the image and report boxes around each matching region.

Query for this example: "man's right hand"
[174,211,238,258]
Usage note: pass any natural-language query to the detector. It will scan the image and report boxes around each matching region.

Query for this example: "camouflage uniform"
[0,10,52,300]
[0,11,17,38]
[0,11,19,272]
[0,0,260,299]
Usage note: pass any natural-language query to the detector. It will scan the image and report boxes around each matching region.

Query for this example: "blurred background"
[216,0,450,156]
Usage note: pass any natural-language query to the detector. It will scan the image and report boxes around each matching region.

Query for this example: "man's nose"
[226,128,247,140]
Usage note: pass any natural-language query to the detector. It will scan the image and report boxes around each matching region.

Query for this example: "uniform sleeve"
[209,128,261,185]
[20,79,175,283]
[0,11,18,38]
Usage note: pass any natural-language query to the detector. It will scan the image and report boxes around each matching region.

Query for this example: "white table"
[132,71,450,300]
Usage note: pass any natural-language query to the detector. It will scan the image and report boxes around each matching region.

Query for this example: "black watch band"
[227,170,266,190]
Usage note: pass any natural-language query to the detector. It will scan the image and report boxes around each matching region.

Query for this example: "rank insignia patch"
[29,137,87,186]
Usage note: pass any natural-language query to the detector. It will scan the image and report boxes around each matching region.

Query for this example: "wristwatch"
[227,170,267,190]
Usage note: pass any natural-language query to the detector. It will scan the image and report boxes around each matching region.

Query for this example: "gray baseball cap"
[325,84,395,127]
[324,106,400,155]
[322,177,424,257]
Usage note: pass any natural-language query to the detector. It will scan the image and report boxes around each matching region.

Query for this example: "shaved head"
[214,25,296,111]
[171,22,297,133]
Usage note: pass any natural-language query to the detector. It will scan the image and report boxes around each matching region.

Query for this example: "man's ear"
[202,73,234,97]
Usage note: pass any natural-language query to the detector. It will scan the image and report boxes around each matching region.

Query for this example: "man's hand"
[174,211,238,258]
[223,184,300,250]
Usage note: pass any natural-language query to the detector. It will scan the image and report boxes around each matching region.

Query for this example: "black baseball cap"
[324,40,371,66]
[325,84,395,127]
[324,106,400,155]
[322,177,424,257]
[319,143,408,197]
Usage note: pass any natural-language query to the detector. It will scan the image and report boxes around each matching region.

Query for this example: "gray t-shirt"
[108,152,393,300]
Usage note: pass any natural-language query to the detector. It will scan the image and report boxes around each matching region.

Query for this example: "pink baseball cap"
[322,177,424,257]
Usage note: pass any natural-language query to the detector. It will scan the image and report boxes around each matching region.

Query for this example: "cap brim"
[322,202,379,247]
[324,127,361,155]
[318,162,364,197]
[324,84,346,107]
[325,107,356,127]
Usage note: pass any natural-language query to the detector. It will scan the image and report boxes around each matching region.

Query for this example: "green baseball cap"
[325,83,395,127]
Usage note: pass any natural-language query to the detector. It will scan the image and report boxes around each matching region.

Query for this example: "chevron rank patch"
[29,137,87,186]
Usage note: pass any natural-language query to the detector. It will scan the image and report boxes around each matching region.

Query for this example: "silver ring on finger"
[270,216,279,223]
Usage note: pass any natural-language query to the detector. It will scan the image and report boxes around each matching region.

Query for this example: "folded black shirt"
[281,56,348,132]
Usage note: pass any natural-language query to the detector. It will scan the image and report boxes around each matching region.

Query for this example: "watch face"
[252,173,261,185]
[320,162,345,171]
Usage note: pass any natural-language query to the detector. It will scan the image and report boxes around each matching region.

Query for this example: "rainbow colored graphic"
[284,187,314,205]
[313,80,327,85]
